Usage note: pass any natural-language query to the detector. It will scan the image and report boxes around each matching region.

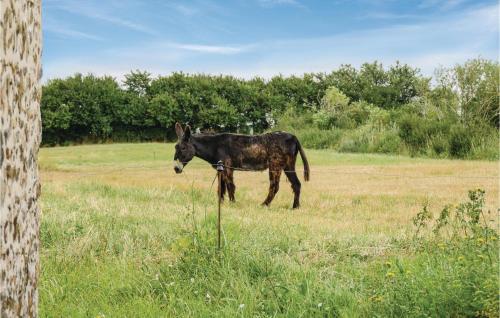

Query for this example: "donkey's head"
[173,122,195,174]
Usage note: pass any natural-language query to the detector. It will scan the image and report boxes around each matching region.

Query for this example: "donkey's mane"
[193,131,283,138]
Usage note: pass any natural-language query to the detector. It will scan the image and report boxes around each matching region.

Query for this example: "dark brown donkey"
[173,123,310,209]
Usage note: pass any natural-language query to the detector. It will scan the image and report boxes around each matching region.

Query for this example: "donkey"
[173,123,310,209]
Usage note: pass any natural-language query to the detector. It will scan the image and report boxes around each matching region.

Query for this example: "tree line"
[41,58,499,159]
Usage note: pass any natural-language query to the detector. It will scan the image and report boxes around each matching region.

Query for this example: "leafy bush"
[449,124,472,158]
[294,128,342,149]
[469,130,500,160]
[397,114,428,154]
[332,113,357,129]
[312,110,334,129]
[320,86,350,113]
[338,127,371,153]
[366,106,391,131]
[373,130,402,154]
[345,101,372,126]
[274,108,314,131]
[430,135,448,157]
[313,98,375,130]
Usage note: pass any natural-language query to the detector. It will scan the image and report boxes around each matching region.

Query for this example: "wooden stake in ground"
[0,0,42,316]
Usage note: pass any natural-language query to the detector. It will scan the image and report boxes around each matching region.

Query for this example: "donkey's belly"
[238,144,269,171]
[241,160,268,171]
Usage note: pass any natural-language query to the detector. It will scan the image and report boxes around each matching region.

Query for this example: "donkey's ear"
[183,125,191,140]
[175,122,183,139]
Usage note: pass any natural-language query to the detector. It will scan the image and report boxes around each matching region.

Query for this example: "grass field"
[39,143,499,317]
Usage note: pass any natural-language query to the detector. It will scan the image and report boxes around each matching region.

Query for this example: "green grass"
[39,143,499,317]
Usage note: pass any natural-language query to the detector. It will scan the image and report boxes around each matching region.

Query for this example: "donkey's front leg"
[218,178,226,201]
[224,168,236,202]
[262,168,282,206]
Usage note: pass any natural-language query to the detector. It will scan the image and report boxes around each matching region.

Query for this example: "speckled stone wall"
[0,0,42,316]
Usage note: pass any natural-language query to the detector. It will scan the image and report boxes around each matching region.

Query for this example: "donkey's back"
[213,132,298,168]
[214,132,309,182]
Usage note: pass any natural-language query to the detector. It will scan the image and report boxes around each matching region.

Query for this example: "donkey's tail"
[296,138,310,181]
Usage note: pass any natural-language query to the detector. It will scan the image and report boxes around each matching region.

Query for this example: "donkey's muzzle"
[174,160,184,174]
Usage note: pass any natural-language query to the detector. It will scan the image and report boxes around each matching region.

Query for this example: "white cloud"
[167,42,254,54]
[360,12,424,20]
[44,24,104,41]
[257,0,306,9]
[166,3,200,16]
[87,14,157,35]
[56,1,157,35]
[418,0,467,10]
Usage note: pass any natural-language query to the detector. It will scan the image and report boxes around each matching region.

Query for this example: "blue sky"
[43,0,498,82]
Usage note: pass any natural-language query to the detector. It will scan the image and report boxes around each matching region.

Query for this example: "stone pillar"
[0,0,42,316]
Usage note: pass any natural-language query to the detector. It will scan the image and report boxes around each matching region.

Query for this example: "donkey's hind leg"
[284,153,301,209]
[285,169,301,209]
[262,167,282,207]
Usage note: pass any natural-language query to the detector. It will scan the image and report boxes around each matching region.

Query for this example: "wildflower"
[206,293,211,301]
[317,303,323,308]
[386,272,395,278]
[457,255,465,261]
[239,304,245,310]
[370,295,383,302]
[477,238,485,244]
[190,277,194,284]
[95,314,105,318]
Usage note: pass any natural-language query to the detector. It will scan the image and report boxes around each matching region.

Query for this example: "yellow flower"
[477,238,485,244]
[386,272,395,278]
[457,255,465,261]
[369,295,383,302]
